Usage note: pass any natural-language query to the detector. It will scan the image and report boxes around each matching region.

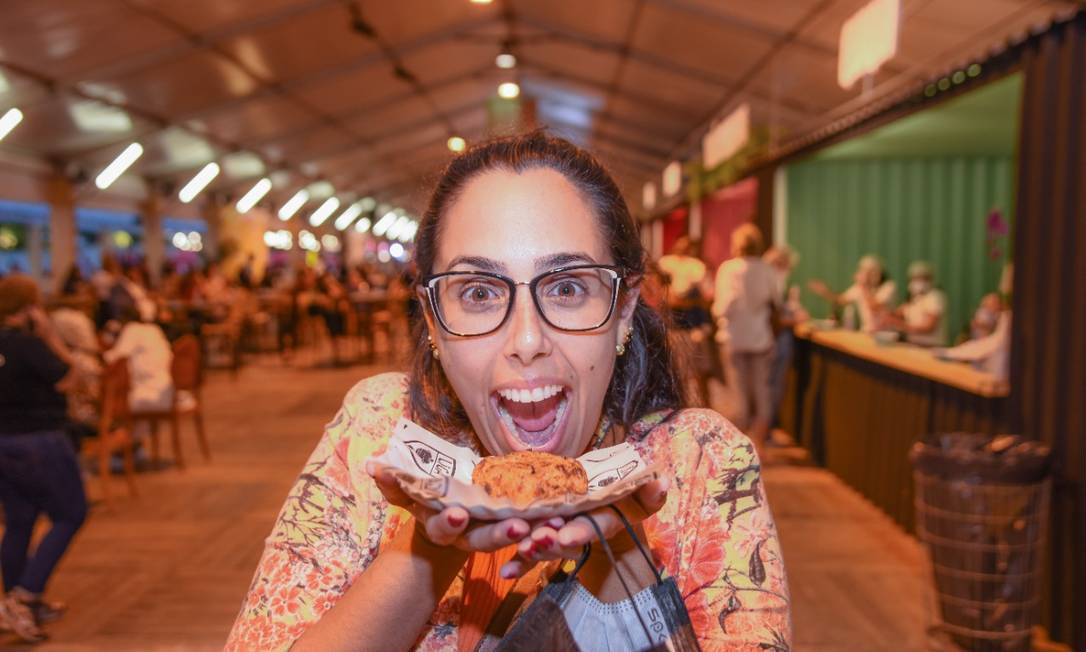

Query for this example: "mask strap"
[576,512,655,647]
[608,505,665,585]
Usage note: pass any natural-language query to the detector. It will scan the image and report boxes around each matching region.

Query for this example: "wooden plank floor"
[8,359,934,651]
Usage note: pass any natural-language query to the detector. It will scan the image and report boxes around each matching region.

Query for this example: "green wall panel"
[786,156,1012,340]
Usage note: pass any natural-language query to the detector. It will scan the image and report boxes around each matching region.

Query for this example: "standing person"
[657,237,715,404]
[763,246,808,430]
[712,224,780,449]
[227,132,791,651]
[0,275,88,643]
[807,255,896,332]
[883,261,947,346]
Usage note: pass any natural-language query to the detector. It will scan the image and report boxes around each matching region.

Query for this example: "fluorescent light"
[308,197,341,227]
[358,197,376,212]
[94,142,143,189]
[398,221,418,242]
[389,242,405,259]
[354,217,372,233]
[236,177,272,213]
[299,230,320,252]
[333,202,364,230]
[470,0,492,4]
[278,189,310,221]
[321,234,341,252]
[498,82,520,99]
[496,53,516,69]
[447,136,466,152]
[0,108,23,141]
[372,211,397,236]
[178,162,220,203]
[387,216,410,240]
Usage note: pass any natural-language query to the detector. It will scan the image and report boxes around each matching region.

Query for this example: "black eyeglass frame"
[421,264,626,337]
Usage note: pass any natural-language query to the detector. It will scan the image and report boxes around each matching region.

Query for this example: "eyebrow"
[444,251,599,274]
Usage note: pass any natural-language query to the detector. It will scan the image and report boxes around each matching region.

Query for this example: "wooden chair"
[82,358,138,505]
[132,335,211,470]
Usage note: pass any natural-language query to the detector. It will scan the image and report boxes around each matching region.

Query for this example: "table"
[780,326,1010,532]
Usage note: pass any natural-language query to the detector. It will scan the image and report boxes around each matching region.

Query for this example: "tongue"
[503,393,562,433]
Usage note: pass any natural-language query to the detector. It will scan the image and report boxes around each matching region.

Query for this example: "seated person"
[881,261,947,347]
[969,292,1001,340]
[808,255,895,332]
[939,294,1011,381]
[103,307,173,412]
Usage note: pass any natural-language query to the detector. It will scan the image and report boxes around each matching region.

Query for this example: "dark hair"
[409,130,688,438]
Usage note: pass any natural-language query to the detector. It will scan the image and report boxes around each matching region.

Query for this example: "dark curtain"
[1011,11,1086,648]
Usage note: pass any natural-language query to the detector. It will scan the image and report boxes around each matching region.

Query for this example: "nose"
[503,285,551,366]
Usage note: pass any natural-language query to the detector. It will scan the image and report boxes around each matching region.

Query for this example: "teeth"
[498,385,564,404]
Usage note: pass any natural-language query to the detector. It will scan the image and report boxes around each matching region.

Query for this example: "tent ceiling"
[0,0,1076,214]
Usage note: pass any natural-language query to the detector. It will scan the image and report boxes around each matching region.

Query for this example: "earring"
[427,334,439,359]
[616,328,632,356]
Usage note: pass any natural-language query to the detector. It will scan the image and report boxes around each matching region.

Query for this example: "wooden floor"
[10,358,935,651]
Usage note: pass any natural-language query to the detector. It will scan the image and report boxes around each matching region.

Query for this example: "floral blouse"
[226,373,792,651]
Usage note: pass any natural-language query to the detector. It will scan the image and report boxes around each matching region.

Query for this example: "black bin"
[910,433,1052,652]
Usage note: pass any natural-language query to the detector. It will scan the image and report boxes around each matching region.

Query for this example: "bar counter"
[780,326,1010,532]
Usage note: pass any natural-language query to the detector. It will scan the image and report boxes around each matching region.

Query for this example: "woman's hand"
[499,476,670,580]
[365,460,531,552]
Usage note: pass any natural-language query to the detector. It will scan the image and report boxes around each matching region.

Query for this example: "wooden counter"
[797,327,1009,398]
[780,326,1010,532]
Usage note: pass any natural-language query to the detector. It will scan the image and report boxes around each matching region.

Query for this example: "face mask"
[909,279,931,297]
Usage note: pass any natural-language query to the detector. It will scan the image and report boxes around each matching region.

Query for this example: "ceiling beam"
[516,15,823,117]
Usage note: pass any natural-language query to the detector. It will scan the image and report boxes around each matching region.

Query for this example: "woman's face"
[427,168,637,458]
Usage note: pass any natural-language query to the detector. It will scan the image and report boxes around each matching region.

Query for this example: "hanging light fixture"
[498,82,520,99]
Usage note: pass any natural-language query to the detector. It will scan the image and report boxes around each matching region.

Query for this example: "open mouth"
[491,384,571,452]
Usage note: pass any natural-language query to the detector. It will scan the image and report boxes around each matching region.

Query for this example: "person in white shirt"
[808,255,896,332]
[102,307,173,412]
[886,261,947,347]
[711,224,778,448]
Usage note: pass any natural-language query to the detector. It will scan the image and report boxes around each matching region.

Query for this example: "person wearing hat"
[0,275,88,642]
[808,254,896,332]
[885,261,947,347]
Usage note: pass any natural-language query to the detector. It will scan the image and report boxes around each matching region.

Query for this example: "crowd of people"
[0,251,412,642]
[652,224,1012,450]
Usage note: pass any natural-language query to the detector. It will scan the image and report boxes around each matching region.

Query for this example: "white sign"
[838,0,900,89]
[662,160,682,197]
[642,181,657,211]
[701,104,750,170]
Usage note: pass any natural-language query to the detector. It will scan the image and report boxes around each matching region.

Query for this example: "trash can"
[910,433,1052,652]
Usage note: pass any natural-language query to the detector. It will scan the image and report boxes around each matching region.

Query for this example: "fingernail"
[447,513,465,527]
[539,536,554,549]
[500,565,516,580]
[507,525,522,539]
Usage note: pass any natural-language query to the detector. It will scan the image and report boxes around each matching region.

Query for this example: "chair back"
[99,358,131,435]
[171,334,203,391]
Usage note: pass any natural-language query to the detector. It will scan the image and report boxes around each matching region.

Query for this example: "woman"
[227,133,791,651]
[0,275,88,642]
[711,225,779,450]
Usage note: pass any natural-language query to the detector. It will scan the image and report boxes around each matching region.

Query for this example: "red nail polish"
[507,525,521,539]
[447,513,465,527]
[539,536,554,549]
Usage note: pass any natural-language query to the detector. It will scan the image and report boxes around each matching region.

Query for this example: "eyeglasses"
[422,264,625,337]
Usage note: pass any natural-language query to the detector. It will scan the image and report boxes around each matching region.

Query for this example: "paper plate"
[370,418,659,521]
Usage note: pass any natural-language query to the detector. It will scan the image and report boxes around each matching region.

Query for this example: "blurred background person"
[808,254,896,332]
[882,261,947,346]
[103,306,173,414]
[763,245,808,431]
[969,292,1002,341]
[0,275,87,643]
[657,236,715,404]
[712,224,778,449]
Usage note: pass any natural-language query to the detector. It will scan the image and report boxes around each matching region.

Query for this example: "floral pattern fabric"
[226,372,791,651]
